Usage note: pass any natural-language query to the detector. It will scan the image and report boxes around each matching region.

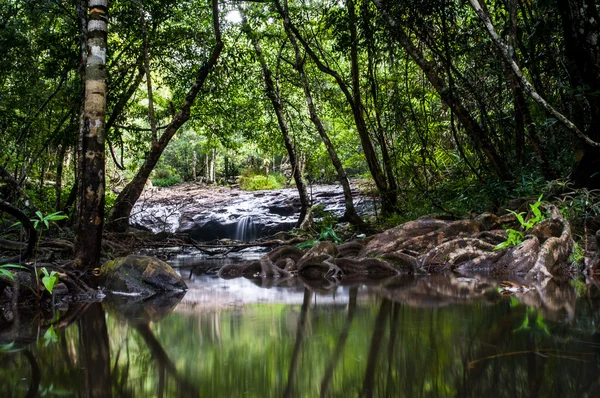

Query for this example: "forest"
[3,1,600,396]
[1,0,600,272]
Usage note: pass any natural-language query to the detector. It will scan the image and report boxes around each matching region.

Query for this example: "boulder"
[100,255,187,297]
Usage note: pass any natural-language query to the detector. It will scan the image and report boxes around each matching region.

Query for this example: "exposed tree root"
[219,204,575,286]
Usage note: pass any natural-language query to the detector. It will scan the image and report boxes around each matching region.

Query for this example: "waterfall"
[234,216,256,242]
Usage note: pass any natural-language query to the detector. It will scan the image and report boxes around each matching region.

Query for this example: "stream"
[1,186,599,396]
[130,182,372,240]
[1,252,600,397]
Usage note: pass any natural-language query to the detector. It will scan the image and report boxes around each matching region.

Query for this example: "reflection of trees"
[362,298,392,398]
[320,287,358,397]
[23,350,40,398]
[78,302,112,398]
[284,288,312,398]
[133,322,199,397]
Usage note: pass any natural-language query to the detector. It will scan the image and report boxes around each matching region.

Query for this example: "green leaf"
[45,212,68,221]
[0,341,22,353]
[2,264,29,270]
[513,314,530,333]
[43,326,59,346]
[0,269,15,281]
[41,269,58,294]
[297,240,316,250]
[535,313,550,335]
[493,241,509,251]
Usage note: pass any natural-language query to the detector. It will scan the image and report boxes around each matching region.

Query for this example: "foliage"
[31,211,68,230]
[494,195,545,251]
[311,204,338,230]
[2,0,600,242]
[40,268,59,294]
[0,264,28,281]
[239,171,286,191]
[152,176,182,187]
[554,183,600,226]
[569,242,585,267]
[297,225,342,249]
[494,228,525,251]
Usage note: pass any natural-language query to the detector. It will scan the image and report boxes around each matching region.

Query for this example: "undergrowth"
[152,176,182,187]
[239,171,286,191]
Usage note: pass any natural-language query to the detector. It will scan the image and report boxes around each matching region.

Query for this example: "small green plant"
[297,239,317,250]
[494,228,524,251]
[297,226,342,250]
[509,194,545,230]
[0,263,28,281]
[317,226,342,244]
[494,195,545,251]
[12,211,67,295]
[569,241,585,265]
[40,268,59,294]
[42,326,59,346]
[31,211,69,229]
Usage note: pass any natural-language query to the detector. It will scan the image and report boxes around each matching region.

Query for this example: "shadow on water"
[2,267,600,397]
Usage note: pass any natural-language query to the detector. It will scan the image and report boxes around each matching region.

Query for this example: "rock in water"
[100,255,187,297]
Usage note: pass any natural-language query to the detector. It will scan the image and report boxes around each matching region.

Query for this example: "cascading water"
[234,216,257,242]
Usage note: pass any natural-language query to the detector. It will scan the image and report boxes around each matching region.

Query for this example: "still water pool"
[1,256,600,397]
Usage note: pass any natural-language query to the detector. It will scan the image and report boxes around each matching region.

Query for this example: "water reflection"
[2,274,600,397]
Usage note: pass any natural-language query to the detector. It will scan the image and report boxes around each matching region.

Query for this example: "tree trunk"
[373,0,513,181]
[280,0,365,227]
[361,1,398,198]
[138,0,158,145]
[78,303,112,398]
[192,150,197,180]
[348,0,396,215]
[556,0,600,188]
[74,0,109,270]
[274,0,396,215]
[242,15,311,228]
[468,0,600,149]
[107,0,223,232]
[55,143,66,210]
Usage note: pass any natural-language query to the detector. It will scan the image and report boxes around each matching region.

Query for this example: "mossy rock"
[100,255,187,297]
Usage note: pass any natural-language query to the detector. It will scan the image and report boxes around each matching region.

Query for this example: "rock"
[131,183,371,240]
[100,255,187,297]
[104,290,185,323]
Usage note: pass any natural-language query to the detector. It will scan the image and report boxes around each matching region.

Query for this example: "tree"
[241,11,311,228]
[275,0,398,215]
[107,0,223,232]
[74,0,109,269]
[278,0,365,226]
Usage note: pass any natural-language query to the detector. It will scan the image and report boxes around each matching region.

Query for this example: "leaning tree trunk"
[242,16,311,228]
[74,0,108,270]
[373,0,513,182]
[280,0,364,227]
[107,0,223,232]
[274,0,396,216]
[468,0,600,149]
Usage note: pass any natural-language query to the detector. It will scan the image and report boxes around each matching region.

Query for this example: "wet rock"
[100,255,187,297]
[131,183,371,241]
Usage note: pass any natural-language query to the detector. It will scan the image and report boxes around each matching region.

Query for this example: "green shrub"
[239,171,286,191]
[152,176,182,187]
